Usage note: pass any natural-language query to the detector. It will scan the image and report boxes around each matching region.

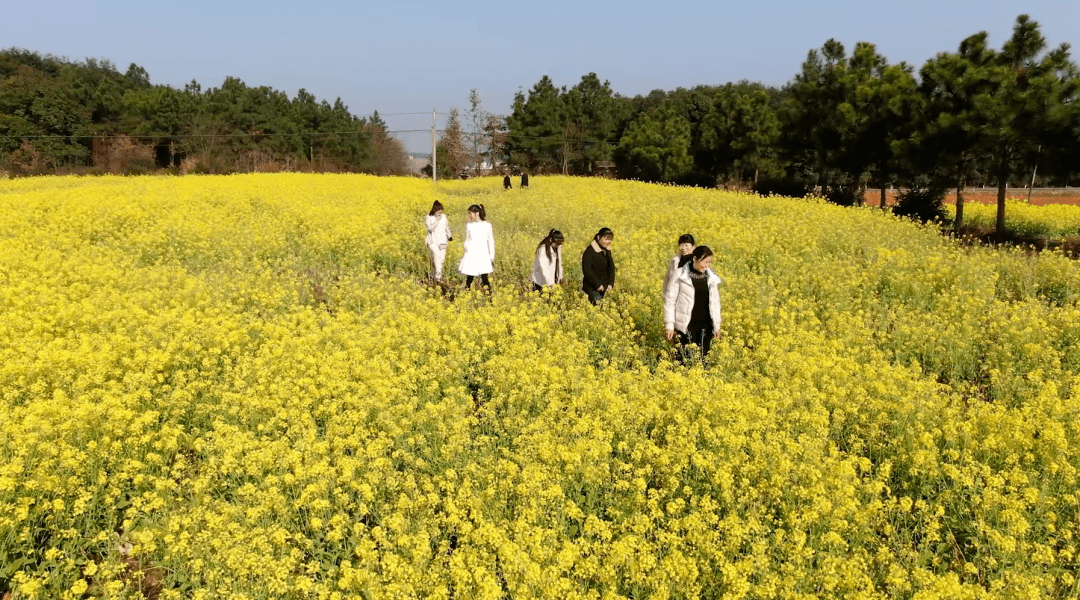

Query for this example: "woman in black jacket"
[581,227,615,305]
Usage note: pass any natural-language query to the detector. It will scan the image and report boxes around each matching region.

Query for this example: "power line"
[0,129,434,141]
[2,130,620,147]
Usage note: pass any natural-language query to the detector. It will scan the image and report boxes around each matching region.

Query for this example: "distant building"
[406,155,430,176]
[595,161,617,179]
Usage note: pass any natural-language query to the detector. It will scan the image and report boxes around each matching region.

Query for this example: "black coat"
[581,242,615,293]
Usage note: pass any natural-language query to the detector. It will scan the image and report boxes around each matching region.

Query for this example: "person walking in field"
[521,172,529,189]
[458,204,495,290]
[503,175,512,190]
[424,200,452,280]
[531,229,564,291]
[662,233,695,294]
[663,245,722,365]
[581,227,615,305]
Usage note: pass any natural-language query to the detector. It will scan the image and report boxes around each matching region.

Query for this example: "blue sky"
[4,0,1078,152]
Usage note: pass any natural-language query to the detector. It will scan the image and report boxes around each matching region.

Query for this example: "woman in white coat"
[458,204,494,289]
[663,245,722,364]
[424,200,452,280]
[531,229,564,291]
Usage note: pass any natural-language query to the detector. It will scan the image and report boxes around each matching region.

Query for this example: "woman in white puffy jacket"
[424,200,452,280]
[663,245,722,363]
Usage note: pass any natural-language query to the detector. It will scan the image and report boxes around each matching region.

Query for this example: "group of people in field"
[424,201,722,363]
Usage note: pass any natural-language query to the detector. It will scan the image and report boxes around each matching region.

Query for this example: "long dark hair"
[593,227,613,244]
[468,204,486,221]
[537,229,564,261]
[429,200,444,216]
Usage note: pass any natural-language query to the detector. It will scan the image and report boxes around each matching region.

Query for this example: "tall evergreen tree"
[561,73,628,174]
[908,33,997,229]
[437,108,467,179]
[505,76,565,173]
[616,107,693,183]
[782,40,915,206]
[969,15,1077,237]
[701,83,781,185]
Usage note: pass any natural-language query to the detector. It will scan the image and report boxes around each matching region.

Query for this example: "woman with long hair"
[663,245,722,364]
[424,200,452,280]
[531,229,564,291]
[458,204,494,290]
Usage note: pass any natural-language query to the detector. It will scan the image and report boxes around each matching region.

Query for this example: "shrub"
[893,186,947,222]
[753,175,812,198]
[825,183,862,206]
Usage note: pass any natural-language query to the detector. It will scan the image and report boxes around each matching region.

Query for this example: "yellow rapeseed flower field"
[2,173,1080,599]
[954,199,1080,238]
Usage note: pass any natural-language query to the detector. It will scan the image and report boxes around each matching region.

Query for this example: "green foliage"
[506,76,566,173]
[893,186,947,223]
[505,74,629,175]
[752,175,813,198]
[0,60,90,170]
[969,16,1076,236]
[781,40,918,205]
[0,48,401,174]
[561,73,629,173]
[701,83,781,183]
[435,108,466,179]
[4,13,1078,188]
[905,34,995,228]
[496,14,1077,212]
[615,107,692,183]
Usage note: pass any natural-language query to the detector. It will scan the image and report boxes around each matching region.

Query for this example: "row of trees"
[497,15,1080,234]
[0,49,409,175]
[4,15,1079,236]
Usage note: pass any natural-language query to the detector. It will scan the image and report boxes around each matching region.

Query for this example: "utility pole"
[1027,145,1040,203]
[431,109,437,184]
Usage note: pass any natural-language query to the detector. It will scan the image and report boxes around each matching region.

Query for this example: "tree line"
[493,14,1080,235]
[0,49,410,176]
[3,15,1079,236]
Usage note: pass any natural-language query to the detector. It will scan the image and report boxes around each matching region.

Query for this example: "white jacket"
[662,254,684,295]
[458,220,495,276]
[531,245,563,286]
[425,214,452,246]
[663,263,722,333]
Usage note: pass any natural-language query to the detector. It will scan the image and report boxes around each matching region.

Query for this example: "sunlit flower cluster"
[2,173,1080,599]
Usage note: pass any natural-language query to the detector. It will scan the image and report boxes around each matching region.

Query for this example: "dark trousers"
[676,321,714,365]
[584,288,605,305]
[465,274,490,289]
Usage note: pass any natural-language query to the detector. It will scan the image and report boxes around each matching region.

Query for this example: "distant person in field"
[503,175,512,190]
[521,173,529,189]
[458,204,494,290]
[424,200,452,280]
[663,245,723,365]
[662,233,695,294]
[581,227,615,305]
[531,229,564,291]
